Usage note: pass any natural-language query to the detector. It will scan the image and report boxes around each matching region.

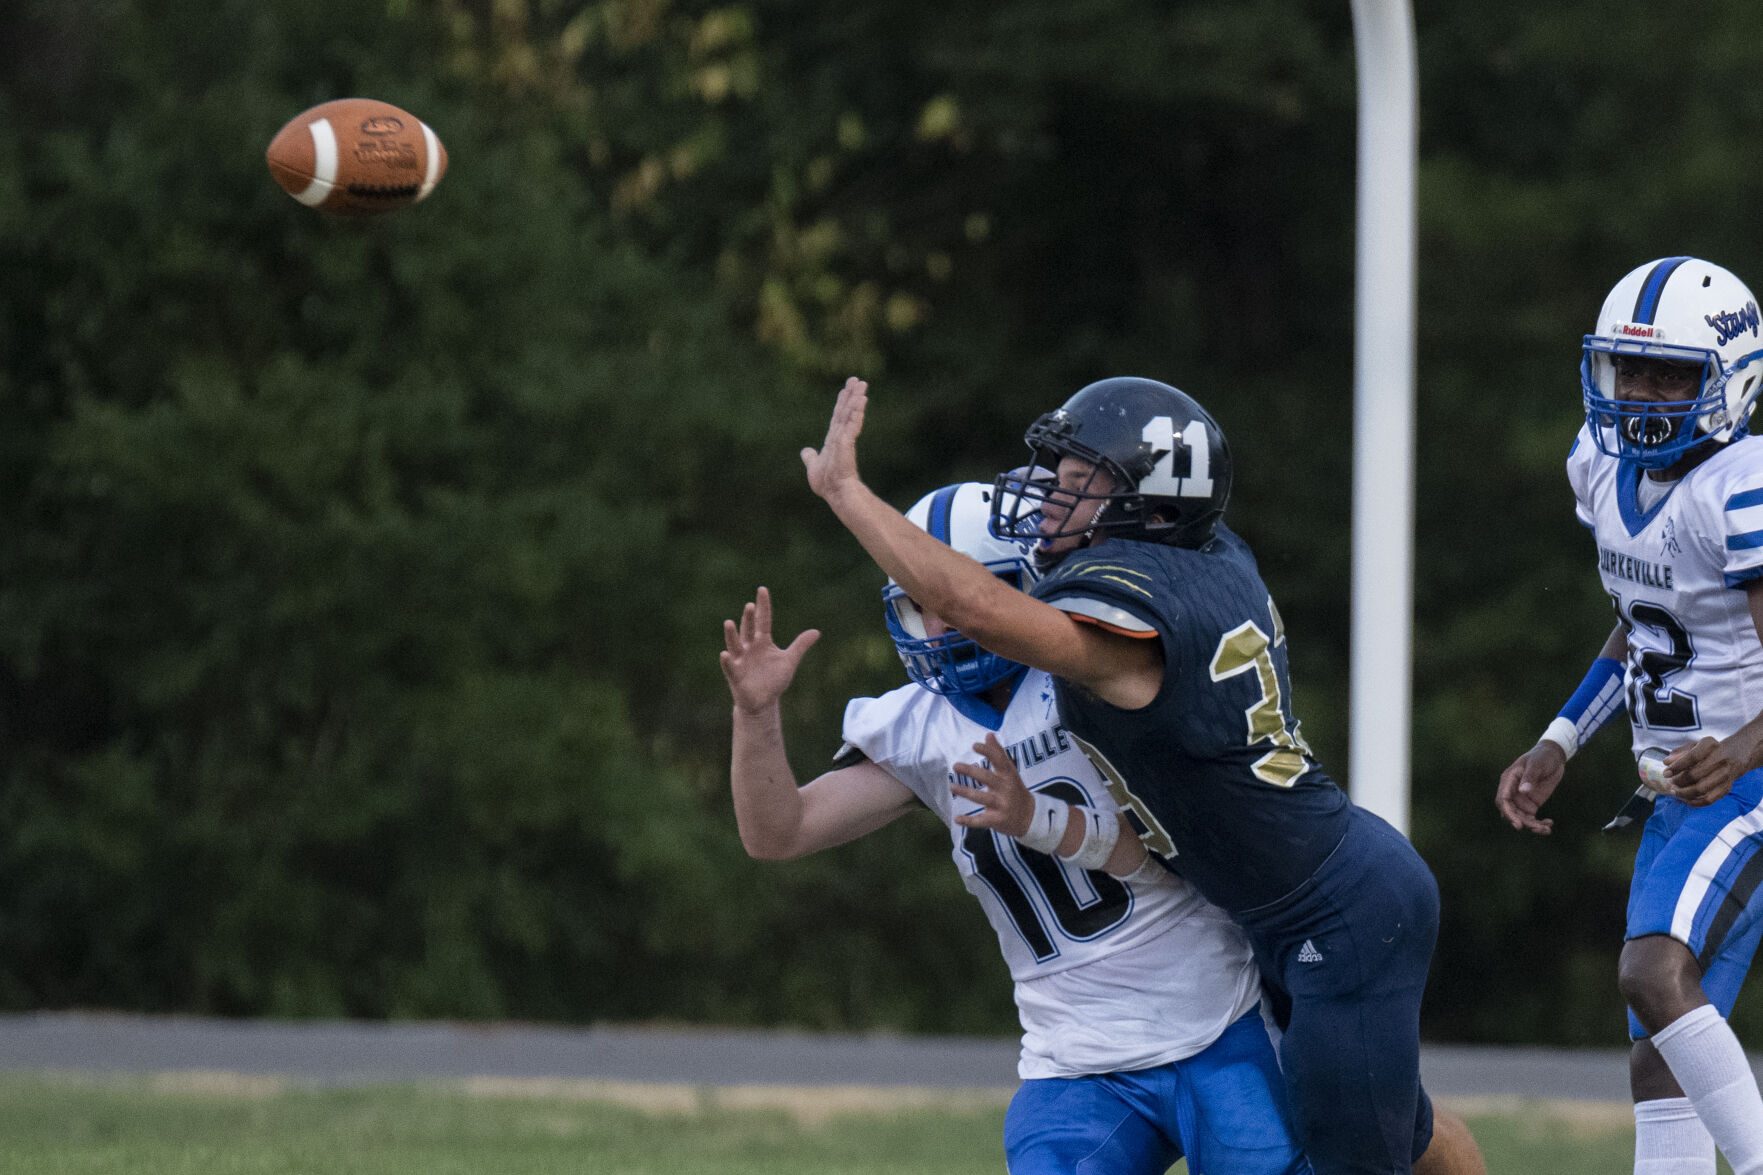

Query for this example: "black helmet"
[991,377,1232,559]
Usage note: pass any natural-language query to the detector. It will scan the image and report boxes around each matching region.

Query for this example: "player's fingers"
[970,735,1013,776]
[723,618,743,655]
[1665,739,1707,770]
[783,629,821,662]
[950,781,999,809]
[1495,769,1542,831]
[828,383,854,430]
[754,586,772,639]
[832,379,866,438]
[1675,765,1733,806]
[951,761,996,788]
[1512,781,1550,825]
[717,649,737,686]
[1503,794,1551,833]
[1493,794,1520,828]
[1496,797,1532,833]
[1670,740,1722,789]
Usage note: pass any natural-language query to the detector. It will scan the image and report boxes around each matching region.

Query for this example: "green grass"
[0,1074,1649,1174]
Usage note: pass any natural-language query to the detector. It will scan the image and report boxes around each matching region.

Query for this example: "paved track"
[0,1011,1690,1102]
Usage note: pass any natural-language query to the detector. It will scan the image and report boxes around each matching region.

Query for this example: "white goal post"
[1347,0,1418,835]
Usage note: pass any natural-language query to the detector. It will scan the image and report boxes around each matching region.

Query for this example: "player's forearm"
[823,479,1018,638]
[1028,804,1146,876]
[1538,630,1629,760]
[729,705,809,861]
[1101,821,1147,876]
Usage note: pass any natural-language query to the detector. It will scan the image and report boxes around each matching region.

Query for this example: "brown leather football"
[266,98,447,216]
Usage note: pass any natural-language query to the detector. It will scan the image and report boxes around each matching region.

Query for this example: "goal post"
[1347,0,1418,835]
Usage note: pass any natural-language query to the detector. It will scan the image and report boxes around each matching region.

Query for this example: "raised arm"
[721,586,917,860]
[801,378,1162,709]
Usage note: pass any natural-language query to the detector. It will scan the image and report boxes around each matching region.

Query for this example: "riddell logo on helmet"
[1705,301,1762,346]
[1613,323,1666,340]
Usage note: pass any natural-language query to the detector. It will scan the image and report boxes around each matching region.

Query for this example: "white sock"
[1634,1097,1715,1174]
[1651,1005,1763,1175]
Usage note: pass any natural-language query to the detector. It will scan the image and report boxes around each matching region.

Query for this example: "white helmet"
[1582,256,1763,468]
[884,482,1037,696]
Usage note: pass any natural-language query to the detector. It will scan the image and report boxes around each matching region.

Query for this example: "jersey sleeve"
[840,686,947,813]
[1708,443,1763,587]
[1565,427,1596,530]
[1030,546,1166,635]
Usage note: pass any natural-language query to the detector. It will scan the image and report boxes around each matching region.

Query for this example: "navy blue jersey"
[1032,526,1350,913]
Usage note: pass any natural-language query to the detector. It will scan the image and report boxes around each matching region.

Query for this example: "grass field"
[0,1073,1661,1174]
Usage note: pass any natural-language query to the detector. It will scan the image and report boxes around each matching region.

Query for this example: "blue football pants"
[1004,1008,1309,1175]
[1626,769,1763,1039]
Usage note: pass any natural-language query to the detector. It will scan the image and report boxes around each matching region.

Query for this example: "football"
[266,98,447,216]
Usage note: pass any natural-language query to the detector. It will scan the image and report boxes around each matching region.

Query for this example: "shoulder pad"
[1033,543,1167,634]
[1041,595,1156,633]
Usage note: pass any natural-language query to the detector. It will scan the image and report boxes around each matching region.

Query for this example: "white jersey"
[1568,426,1763,754]
[841,669,1260,1080]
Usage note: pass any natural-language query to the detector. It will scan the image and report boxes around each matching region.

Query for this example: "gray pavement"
[0,1011,1677,1102]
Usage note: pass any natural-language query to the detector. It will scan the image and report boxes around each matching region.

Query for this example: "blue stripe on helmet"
[1633,256,1693,324]
[927,484,959,544]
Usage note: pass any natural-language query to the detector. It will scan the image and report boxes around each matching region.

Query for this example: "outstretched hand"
[951,733,1036,838]
[801,377,869,505]
[1495,741,1567,834]
[720,587,821,715]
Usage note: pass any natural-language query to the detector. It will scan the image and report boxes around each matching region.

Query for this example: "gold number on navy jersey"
[1067,732,1177,859]
[1138,416,1215,499]
[1208,616,1314,787]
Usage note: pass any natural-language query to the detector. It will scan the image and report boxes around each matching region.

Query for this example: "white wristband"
[1541,716,1580,760]
[1064,806,1120,872]
[1016,792,1071,855]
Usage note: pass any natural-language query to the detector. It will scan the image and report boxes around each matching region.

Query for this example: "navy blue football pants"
[1238,806,1440,1175]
